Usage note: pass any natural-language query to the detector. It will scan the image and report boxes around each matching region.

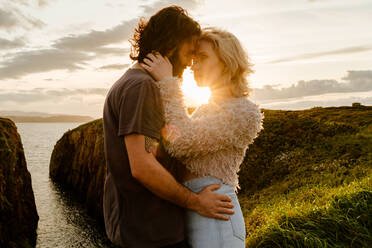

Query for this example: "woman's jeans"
[183,176,246,248]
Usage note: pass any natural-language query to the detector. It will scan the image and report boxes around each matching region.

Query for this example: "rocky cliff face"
[0,118,39,248]
[49,119,106,221]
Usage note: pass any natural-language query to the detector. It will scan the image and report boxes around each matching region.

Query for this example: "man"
[103,6,234,248]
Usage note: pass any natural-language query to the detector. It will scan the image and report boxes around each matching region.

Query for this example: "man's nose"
[186,58,192,67]
[191,60,199,71]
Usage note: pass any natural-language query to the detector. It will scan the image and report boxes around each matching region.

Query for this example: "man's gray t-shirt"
[103,68,185,247]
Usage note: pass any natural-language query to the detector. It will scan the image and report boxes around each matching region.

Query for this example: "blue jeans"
[183,176,246,248]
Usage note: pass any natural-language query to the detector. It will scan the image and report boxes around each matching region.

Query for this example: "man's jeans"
[183,176,246,248]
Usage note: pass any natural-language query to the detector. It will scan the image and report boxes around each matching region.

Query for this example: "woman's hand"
[140,52,173,81]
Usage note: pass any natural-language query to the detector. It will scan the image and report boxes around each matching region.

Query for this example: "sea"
[16,122,116,248]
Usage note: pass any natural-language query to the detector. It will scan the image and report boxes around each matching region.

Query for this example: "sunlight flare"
[181,68,211,106]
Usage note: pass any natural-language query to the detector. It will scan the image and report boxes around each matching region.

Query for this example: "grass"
[48,106,372,247]
[240,175,371,247]
[236,106,372,247]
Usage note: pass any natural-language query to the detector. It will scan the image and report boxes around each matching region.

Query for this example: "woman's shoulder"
[224,98,264,129]
[197,97,262,121]
[226,97,261,114]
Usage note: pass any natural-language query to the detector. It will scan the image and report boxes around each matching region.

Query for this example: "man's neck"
[132,62,159,81]
[132,62,145,71]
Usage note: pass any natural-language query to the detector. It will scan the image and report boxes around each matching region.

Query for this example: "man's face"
[168,36,197,77]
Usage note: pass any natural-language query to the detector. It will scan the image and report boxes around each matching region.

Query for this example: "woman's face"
[191,40,224,88]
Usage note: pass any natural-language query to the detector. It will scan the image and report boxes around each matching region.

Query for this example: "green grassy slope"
[237,106,371,247]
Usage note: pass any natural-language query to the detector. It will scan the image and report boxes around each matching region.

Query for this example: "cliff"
[0,118,39,248]
[49,119,105,221]
[49,106,372,246]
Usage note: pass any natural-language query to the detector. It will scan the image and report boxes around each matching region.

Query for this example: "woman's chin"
[195,78,208,88]
[196,81,206,87]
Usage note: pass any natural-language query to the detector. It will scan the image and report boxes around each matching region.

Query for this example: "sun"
[181,68,211,106]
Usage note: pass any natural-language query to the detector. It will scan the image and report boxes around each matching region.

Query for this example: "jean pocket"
[229,195,246,241]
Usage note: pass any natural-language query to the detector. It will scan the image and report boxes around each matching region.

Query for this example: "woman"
[141,27,264,248]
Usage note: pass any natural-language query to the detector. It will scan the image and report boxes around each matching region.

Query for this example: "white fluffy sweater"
[156,77,265,190]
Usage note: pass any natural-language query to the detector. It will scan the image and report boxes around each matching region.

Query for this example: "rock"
[49,119,105,221]
[0,118,39,248]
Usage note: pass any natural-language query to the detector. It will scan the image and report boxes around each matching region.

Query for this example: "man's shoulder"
[119,68,155,87]
[108,68,156,98]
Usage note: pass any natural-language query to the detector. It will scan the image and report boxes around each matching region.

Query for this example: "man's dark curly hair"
[129,6,201,63]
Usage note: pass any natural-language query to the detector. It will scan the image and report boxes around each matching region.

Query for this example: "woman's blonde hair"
[199,27,253,97]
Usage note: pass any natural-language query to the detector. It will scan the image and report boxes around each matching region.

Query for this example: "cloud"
[0,87,109,104]
[251,70,372,101]
[342,70,372,81]
[52,20,137,52]
[11,0,55,8]
[260,94,372,110]
[0,6,45,32]
[0,87,108,118]
[0,37,25,50]
[0,9,19,31]
[0,20,133,79]
[92,47,131,56]
[0,18,137,79]
[37,0,51,7]
[51,0,200,53]
[0,49,93,79]
[11,0,29,5]
[1,69,370,117]
[140,0,199,16]
[0,0,201,79]
[98,63,131,71]
[267,45,372,64]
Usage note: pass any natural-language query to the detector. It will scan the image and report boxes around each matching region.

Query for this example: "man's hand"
[125,134,235,221]
[190,184,235,221]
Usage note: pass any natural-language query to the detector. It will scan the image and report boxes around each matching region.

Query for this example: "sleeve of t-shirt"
[117,80,164,140]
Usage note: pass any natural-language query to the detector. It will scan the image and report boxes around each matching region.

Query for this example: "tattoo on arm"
[145,136,158,154]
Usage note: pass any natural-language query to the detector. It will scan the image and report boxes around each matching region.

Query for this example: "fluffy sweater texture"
[156,77,264,190]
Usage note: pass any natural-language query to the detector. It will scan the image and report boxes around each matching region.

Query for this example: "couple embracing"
[103,5,264,248]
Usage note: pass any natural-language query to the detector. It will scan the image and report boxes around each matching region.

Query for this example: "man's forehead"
[181,35,198,47]
[191,35,199,45]
[180,37,193,46]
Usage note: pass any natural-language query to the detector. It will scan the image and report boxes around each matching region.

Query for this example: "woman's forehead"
[196,40,214,54]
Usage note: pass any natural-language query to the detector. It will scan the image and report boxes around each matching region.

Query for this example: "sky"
[1,0,371,118]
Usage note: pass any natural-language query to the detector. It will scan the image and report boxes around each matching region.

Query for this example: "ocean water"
[16,122,116,248]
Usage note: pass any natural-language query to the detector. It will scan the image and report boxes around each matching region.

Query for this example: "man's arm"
[125,133,234,220]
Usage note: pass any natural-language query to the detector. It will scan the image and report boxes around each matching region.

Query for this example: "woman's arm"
[156,77,264,159]
[140,53,264,158]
